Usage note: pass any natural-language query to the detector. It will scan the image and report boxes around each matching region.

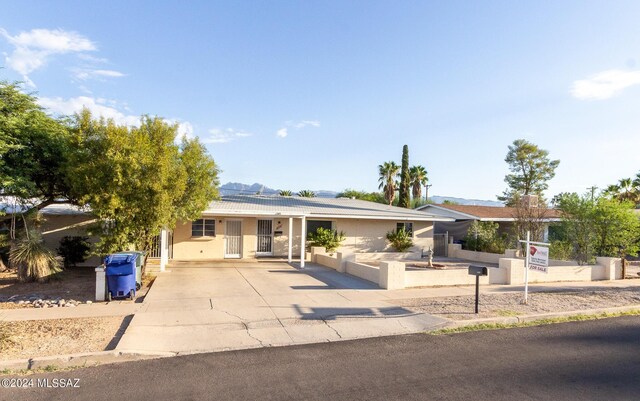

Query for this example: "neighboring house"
[163,195,452,268]
[415,203,562,249]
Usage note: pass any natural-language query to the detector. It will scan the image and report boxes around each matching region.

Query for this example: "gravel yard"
[394,287,640,320]
[0,316,128,361]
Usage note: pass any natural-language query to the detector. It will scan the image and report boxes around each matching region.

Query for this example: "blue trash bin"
[105,253,137,301]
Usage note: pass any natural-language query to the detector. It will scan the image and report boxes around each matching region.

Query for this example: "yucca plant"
[10,231,62,282]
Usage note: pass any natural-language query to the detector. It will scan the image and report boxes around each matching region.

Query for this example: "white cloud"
[203,128,253,144]
[38,96,140,126]
[288,120,320,129]
[73,68,125,81]
[1,28,96,76]
[571,69,640,100]
[276,119,320,138]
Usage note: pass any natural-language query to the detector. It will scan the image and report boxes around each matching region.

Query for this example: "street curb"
[1,350,177,373]
[443,304,640,329]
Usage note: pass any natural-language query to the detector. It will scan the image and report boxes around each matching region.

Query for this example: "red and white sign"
[529,245,549,273]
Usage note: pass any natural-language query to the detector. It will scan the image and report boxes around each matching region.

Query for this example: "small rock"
[34,304,42,308]
[66,303,76,307]
[59,299,66,306]
[17,300,25,305]
[85,300,93,305]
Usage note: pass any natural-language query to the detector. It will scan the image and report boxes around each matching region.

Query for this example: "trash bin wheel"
[129,289,135,301]
[136,283,141,291]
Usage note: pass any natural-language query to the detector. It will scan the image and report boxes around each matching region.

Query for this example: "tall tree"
[409,165,428,201]
[336,189,386,204]
[66,110,220,255]
[398,145,410,208]
[498,139,560,206]
[378,161,400,205]
[278,190,292,196]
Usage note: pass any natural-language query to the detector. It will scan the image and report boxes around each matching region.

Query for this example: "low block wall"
[345,261,380,284]
[447,244,518,264]
[354,252,422,262]
[315,254,340,270]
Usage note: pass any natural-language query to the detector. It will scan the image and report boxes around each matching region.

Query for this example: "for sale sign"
[529,245,549,273]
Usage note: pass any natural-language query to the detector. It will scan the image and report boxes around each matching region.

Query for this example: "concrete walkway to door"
[115,262,449,354]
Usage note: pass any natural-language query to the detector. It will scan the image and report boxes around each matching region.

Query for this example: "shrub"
[307,227,346,253]
[463,221,508,254]
[57,236,91,268]
[549,240,573,261]
[386,228,414,252]
[10,232,61,282]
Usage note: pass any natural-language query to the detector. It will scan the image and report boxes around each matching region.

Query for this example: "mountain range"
[219,182,503,207]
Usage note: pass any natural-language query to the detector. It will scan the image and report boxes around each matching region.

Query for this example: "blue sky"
[2,1,640,200]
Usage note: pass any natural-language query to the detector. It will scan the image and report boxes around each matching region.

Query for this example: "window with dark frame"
[396,222,413,236]
[192,219,216,237]
[307,220,333,235]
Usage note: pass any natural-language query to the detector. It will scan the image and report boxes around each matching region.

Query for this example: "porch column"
[160,227,168,272]
[288,217,293,263]
[300,216,306,268]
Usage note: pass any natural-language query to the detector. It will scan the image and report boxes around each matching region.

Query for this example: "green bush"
[463,221,508,254]
[57,236,91,268]
[386,228,414,252]
[549,240,573,261]
[307,227,346,253]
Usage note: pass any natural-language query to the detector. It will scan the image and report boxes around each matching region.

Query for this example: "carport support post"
[160,227,168,272]
[300,216,306,268]
[288,217,293,263]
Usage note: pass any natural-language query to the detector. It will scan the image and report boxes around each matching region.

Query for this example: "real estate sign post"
[520,231,550,305]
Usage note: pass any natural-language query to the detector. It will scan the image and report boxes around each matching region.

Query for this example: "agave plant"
[10,232,62,282]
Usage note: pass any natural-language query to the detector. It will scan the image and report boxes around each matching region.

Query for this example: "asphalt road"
[3,316,640,401]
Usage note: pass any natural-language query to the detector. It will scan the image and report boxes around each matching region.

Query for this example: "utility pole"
[425,184,432,202]
[587,186,597,201]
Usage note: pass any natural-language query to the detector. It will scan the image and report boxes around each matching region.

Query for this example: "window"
[396,222,413,236]
[307,220,333,235]
[192,219,215,237]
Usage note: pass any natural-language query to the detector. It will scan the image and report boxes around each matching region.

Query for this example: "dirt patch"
[393,288,640,320]
[0,269,154,308]
[0,316,129,361]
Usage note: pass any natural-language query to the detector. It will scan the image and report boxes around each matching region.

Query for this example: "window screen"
[192,219,215,237]
[307,220,333,235]
[396,222,413,236]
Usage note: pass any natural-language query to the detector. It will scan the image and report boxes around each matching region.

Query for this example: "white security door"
[256,220,273,256]
[225,220,242,258]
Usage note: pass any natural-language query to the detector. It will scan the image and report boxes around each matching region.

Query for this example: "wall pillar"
[160,227,168,272]
[288,217,293,263]
[300,216,306,268]
[379,261,405,290]
[95,266,106,301]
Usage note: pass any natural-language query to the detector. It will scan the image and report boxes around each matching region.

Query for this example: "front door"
[225,220,242,258]
[256,219,273,256]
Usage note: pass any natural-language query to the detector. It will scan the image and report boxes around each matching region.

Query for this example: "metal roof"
[204,195,453,221]
[416,204,562,222]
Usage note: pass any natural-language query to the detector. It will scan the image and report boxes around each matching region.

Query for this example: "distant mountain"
[219,182,338,198]
[429,196,503,207]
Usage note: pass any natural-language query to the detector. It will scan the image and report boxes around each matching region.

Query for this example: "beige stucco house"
[157,195,452,269]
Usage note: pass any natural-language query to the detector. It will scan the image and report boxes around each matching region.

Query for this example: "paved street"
[5,315,640,401]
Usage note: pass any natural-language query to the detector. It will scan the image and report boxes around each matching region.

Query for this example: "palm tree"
[279,190,292,196]
[378,161,400,205]
[617,178,636,202]
[297,190,316,197]
[603,184,621,200]
[409,165,428,201]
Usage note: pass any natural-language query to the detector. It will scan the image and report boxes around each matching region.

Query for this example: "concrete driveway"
[116,262,448,354]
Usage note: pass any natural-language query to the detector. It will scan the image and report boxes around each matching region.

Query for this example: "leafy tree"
[463,221,508,254]
[279,190,292,196]
[442,200,459,205]
[604,175,640,207]
[67,110,220,255]
[386,228,413,252]
[57,236,91,268]
[498,139,560,206]
[398,145,410,208]
[297,189,315,197]
[409,165,428,201]
[0,82,73,215]
[511,193,553,244]
[307,227,346,254]
[555,192,640,264]
[378,161,399,205]
[336,189,386,204]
